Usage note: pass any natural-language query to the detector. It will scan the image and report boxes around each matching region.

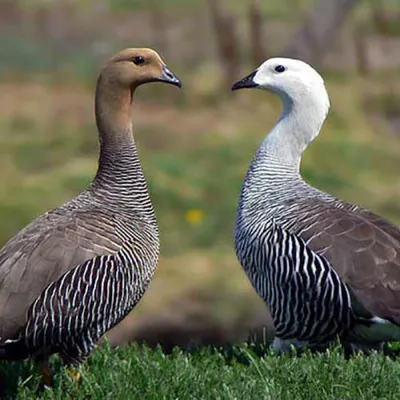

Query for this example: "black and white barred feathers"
[1,222,158,365]
[236,221,354,349]
[233,57,400,353]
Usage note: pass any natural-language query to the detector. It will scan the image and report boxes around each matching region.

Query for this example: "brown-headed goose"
[0,48,181,381]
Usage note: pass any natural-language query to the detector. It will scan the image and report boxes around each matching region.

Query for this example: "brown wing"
[0,206,123,340]
[358,209,400,243]
[285,198,400,323]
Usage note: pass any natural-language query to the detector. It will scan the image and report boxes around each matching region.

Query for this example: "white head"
[232,58,331,162]
[232,57,329,112]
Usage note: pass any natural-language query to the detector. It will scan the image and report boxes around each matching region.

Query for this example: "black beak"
[158,65,182,88]
[231,70,259,91]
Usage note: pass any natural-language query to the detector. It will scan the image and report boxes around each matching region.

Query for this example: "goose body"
[0,48,181,366]
[232,58,400,353]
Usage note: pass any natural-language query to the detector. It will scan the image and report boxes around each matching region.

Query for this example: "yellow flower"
[185,209,204,225]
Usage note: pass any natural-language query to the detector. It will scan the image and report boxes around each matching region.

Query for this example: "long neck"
[240,90,329,206]
[90,75,155,222]
[260,91,328,167]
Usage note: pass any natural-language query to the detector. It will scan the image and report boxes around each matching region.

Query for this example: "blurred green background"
[0,0,399,350]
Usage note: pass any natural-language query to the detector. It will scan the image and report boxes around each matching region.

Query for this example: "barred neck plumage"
[93,140,155,220]
[89,73,156,224]
[238,83,330,211]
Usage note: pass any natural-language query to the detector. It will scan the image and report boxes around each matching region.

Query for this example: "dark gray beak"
[231,70,259,91]
[158,65,182,88]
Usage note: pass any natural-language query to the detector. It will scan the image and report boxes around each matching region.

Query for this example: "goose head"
[101,48,182,90]
[232,57,329,113]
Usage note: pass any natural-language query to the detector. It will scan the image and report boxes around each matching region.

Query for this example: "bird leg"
[38,358,53,387]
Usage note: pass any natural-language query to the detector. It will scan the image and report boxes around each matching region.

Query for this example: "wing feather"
[284,198,400,323]
[0,206,124,340]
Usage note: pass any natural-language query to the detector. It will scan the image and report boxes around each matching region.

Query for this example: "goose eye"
[274,65,285,73]
[133,56,145,65]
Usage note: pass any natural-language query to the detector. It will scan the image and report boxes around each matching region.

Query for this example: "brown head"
[95,48,181,147]
[100,48,182,90]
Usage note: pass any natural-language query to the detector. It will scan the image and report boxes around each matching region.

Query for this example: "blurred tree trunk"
[284,0,360,64]
[353,23,369,76]
[249,0,266,65]
[207,0,239,89]
[0,1,20,26]
[149,0,168,54]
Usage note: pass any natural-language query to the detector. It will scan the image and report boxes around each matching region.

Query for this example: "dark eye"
[274,65,285,73]
[133,56,145,65]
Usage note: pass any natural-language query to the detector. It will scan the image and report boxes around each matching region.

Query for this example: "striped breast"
[22,229,156,365]
[235,221,354,345]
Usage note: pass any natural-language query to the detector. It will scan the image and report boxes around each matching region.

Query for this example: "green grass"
[2,344,400,399]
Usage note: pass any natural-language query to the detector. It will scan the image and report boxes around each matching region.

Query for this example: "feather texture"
[233,57,400,351]
[0,48,181,364]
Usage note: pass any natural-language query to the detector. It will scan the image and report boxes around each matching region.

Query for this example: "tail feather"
[0,338,30,360]
[349,317,400,343]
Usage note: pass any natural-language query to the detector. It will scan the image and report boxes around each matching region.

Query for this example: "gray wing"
[284,197,400,323]
[0,206,123,340]
[358,209,400,243]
